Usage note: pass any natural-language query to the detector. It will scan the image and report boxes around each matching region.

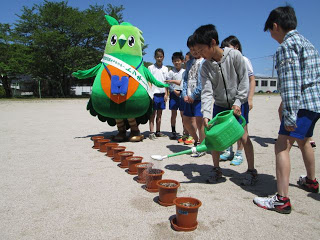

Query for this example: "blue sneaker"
[230,152,243,166]
[220,147,234,161]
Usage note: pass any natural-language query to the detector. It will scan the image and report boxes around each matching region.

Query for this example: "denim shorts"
[279,109,320,139]
[183,100,202,117]
[212,102,249,124]
[153,93,166,110]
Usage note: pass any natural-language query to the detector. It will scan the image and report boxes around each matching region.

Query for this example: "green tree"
[11,1,124,97]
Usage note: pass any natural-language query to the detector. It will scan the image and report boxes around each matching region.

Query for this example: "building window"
[255,81,259,86]
[270,81,276,87]
[261,80,268,87]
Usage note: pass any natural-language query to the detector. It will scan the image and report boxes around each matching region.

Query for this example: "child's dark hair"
[221,35,242,53]
[193,24,219,47]
[264,6,297,32]
[154,48,164,57]
[172,51,184,61]
[186,35,196,48]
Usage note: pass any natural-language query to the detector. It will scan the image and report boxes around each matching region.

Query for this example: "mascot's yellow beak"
[119,34,127,49]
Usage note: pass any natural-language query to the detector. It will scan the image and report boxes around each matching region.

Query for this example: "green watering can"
[151,110,246,161]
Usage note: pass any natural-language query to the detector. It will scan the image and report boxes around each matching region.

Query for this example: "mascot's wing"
[142,66,169,88]
[72,63,102,79]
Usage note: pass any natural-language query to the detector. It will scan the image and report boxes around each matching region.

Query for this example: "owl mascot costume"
[72,15,168,142]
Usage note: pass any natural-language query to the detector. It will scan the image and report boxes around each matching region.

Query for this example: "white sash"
[101,54,152,98]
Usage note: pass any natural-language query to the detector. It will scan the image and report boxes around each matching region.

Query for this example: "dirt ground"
[0,95,319,240]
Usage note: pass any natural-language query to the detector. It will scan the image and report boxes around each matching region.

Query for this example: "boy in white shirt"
[148,48,168,140]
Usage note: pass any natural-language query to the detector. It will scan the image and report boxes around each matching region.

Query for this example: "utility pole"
[272,54,275,78]
[38,78,41,99]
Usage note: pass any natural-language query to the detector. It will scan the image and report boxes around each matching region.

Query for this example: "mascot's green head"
[104,15,144,57]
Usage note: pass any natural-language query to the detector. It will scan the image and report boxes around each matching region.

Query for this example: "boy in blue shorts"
[192,24,257,185]
[253,6,320,214]
[181,35,206,157]
[165,52,186,140]
[148,48,168,140]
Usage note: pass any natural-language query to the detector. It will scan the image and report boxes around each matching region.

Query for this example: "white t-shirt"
[148,64,168,94]
[167,68,185,92]
[243,56,254,77]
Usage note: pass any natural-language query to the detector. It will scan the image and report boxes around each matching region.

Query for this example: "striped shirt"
[275,30,320,127]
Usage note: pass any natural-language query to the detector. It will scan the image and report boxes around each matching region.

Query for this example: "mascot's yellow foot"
[129,130,144,142]
[113,131,127,142]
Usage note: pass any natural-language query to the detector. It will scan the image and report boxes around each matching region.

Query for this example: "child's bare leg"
[195,116,205,143]
[183,116,198,143]
[275,134,295,197]
[171,110,177,127]
[149,110,156,133]
[211,151,221,168]
[241,125,254,169]
[156,110,162,132]
[296,137,316,180]
[180,111,189,135]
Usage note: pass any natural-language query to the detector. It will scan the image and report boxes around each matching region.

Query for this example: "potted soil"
[156,179,180,206]
[145,169,165,192]
[136,162,154,183]
[98,139,111,152]
[118,151,134,168]
[91,136,104,149]
[112,146,126,162]
[171,197,202,232]
[105,143,119,157]
[127,156,143,175]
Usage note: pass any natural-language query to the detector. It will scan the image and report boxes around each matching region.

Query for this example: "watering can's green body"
[167,110,246,158]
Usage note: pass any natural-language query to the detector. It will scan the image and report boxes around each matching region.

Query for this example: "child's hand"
[232,105,241,116]
[203,118,210,128]
[285,125,296,132]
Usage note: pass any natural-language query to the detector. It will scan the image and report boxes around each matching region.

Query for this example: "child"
[219,36,256,166]
[181,35,206,157]
[192,24,257,185]
[148,48,168,140]
[165,52,186,139]
[253,6,320,214]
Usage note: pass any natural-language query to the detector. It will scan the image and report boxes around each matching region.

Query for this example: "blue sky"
[1,0,319,77]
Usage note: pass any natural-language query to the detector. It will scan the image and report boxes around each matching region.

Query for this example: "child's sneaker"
[242,169,258,186]
[206,167,223,183]
[253,194,292,214]
[220,147,234,161]
[178,135,188,143]
[184,136,195,145]
[170,132,178,140]
[230,151,243,166]
[148,133,157,140]
[191,151,206,158]
[155,132,166,137]
[297,175,319,193]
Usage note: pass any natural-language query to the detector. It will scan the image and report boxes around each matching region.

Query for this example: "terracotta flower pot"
[136,162,154,183]
[112,146,126,162]
[145,169,164,192]
[91,136,104,149]
[127,156,143,175]
[105,143,119,157]
[98,139,111,152]
[171,197,202,231]
[119,151,134,168]
[156,179,180,206]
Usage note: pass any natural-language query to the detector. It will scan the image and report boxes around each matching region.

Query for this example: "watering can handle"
[205,114,247,133]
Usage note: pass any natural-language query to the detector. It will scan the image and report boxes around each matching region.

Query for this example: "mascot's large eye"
[128,35,135,47]
[110,34,117,46]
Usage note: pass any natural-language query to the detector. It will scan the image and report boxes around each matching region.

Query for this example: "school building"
[255,76,278,93]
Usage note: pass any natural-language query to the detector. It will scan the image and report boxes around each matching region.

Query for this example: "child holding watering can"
[192,24,257,185]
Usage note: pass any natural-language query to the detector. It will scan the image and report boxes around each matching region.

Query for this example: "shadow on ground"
[165,163,277,196]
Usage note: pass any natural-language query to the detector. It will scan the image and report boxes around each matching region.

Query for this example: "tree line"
[0,0,138,98]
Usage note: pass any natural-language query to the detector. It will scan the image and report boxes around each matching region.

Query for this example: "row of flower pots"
[91,135,201,231]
